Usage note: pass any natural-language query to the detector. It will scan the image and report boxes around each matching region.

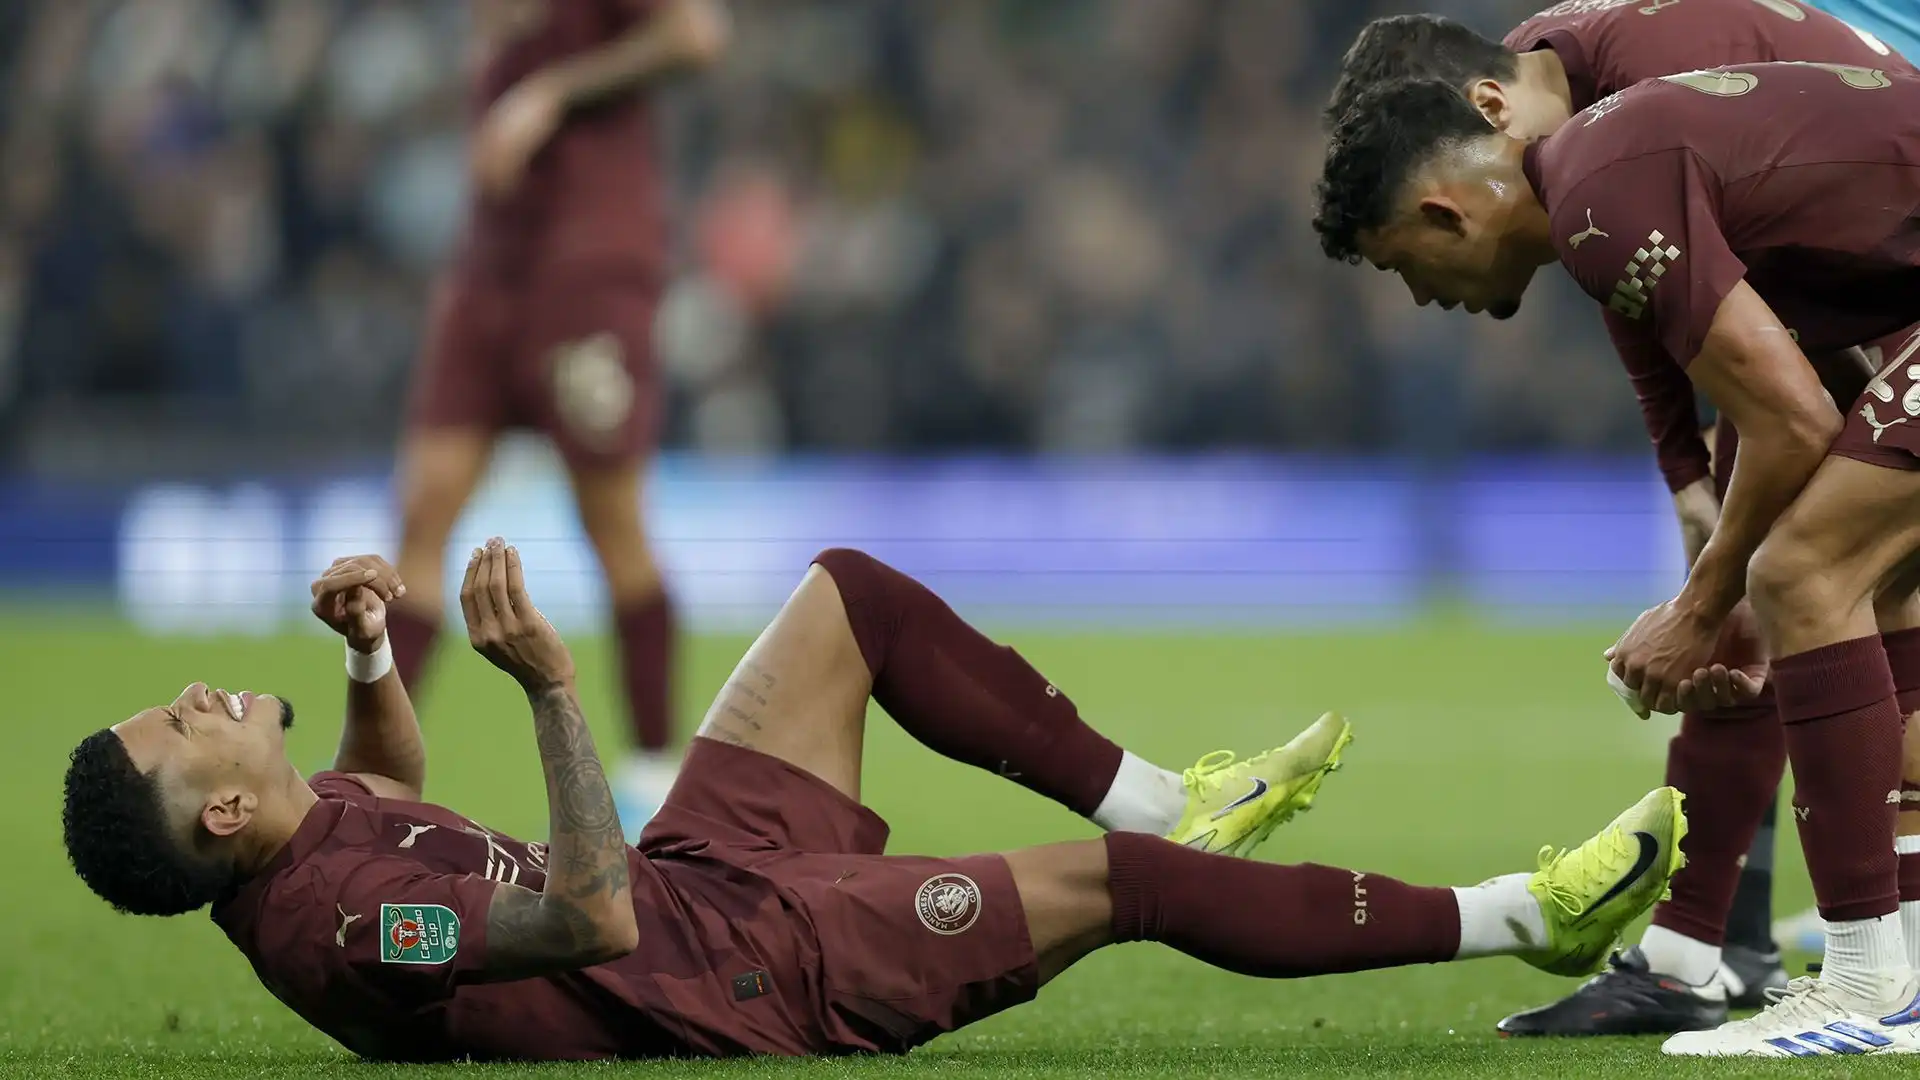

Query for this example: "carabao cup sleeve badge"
[381,903,460,965]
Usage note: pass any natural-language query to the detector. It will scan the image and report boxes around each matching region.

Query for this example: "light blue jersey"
[1806,0,1920,65]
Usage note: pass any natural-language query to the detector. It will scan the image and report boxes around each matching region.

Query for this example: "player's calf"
[811,548,1347,857]
[1063,788,1685,984]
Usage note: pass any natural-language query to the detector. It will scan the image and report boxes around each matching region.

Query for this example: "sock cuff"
[1773,636,1899,724]
[1897,835,1920,856]
[1103,831,1160,944]
[811,548,897,677]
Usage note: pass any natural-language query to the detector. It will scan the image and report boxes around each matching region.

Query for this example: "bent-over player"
[1320,2,1920,1034]
[62,542,1681,1061]
[1316,61,1920,1055]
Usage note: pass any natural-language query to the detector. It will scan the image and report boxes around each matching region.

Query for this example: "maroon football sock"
[1775,636,1902,922]
[813,548,1124,817]
[1883,628,1920,717]
[1104,832,1460,975]
[614,594,676,753]
[387,604,440,696]
[1648,702,1787,945]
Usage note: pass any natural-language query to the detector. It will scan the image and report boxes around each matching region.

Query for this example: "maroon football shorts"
[1831,326,1920,472]
[408,267,662,469]
[638,738,1039,1055]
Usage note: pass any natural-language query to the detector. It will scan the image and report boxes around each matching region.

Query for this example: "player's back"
[1534,61,1920,357]
[1504,0,1913,108]
[461,0,664,278]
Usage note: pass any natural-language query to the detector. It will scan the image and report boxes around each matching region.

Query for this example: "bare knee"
[1004,840,1113,984]
[1748,530,1859,654]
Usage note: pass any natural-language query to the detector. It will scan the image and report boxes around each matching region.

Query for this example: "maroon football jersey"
[1527,62,1920,372]
[459,0,665,279]
[1504,0,1908,111]
[1502,0,1917,489]
[211,774,820,1061]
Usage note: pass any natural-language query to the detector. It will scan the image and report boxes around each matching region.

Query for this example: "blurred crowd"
[0,0,1649,466]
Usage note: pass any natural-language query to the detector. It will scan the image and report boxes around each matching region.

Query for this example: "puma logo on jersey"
[397,823,438,849]
[336,904,363,947]
[1862,401,1910,442]
[1568,209,1609,249]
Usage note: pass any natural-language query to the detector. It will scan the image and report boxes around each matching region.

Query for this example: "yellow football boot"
[1164,712,1353,857]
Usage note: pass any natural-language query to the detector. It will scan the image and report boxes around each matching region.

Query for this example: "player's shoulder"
[1531,83,1689,201]
[1503,0,1634,51]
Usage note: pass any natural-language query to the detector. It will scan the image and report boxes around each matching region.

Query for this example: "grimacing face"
[1356,202,1541,321]
[112,683,296,839]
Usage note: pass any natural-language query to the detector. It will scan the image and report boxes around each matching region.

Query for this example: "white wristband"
[346,637,394,684]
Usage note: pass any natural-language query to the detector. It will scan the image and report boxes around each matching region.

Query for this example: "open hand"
[461,537,575,692]
[311,555,405,653]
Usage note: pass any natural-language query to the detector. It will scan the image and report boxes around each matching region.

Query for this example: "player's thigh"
[779,850,1041,1053]
[517,274,663,479]
[695,564,871,802]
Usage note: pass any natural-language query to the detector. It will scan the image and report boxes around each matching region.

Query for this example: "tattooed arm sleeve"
[476,685,638,980]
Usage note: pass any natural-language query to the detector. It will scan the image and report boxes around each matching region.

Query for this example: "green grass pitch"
[0,612,1884,1078]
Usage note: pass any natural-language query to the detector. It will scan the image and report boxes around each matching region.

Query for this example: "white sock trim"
[1091,751,1185,835]
[1895,834,1920,856]
[1453,873,1545,960]
[1639,924,1721,987]
[1902,901,1920,974]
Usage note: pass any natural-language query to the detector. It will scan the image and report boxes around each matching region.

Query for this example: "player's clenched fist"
[461,537,576,693]
[311,554,405,653]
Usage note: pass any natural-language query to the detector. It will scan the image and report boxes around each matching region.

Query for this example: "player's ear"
[202,790,257,838]
[1416,196,1467,237]
[1465,79,1513,131]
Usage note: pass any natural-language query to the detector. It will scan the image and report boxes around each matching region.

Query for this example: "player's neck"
[1480,138,1559,269]
[235,775,321,878]
[1514,50,1574,128]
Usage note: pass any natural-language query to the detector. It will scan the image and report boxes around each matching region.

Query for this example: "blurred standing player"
[388,0,730,831]
[1325,2,1920,1036]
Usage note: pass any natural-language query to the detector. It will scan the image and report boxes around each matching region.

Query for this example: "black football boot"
[1496,947,1728,1037]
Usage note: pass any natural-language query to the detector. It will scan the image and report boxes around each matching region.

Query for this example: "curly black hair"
[63,729,233,916]
[1325,15,1517,128]
[1313,78,1496,265]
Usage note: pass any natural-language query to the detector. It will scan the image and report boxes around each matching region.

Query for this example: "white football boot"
[1662,973,1920,1057]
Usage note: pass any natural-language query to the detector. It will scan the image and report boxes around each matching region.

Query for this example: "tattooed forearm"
[481,685,636,978]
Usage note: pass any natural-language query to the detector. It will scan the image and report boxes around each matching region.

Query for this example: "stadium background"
[0,2,1821,1077]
